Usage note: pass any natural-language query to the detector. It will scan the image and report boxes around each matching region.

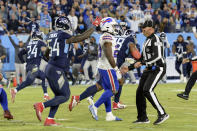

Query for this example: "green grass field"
[1,83,197,131]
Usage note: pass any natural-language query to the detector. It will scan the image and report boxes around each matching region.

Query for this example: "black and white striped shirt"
[141,33,166,68]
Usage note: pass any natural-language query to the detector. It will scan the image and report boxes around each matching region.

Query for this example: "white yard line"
[0,119,104,131]
[171,89,197,92]
[184,113,197,116]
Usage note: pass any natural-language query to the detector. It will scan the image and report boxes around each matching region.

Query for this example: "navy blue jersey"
[28,21,40,32]
[46,30,72,69]
[116,33,135,68]
[173,41,188,54]
[18,40,46,69]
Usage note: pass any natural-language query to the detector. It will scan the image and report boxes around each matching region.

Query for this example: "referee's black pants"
[184,70,197,95]
[136,66,166,120]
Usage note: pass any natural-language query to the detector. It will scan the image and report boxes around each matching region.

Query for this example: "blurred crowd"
[0,0,197,35]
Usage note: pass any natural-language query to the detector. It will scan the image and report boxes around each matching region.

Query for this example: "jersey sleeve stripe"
[103,38,112,40]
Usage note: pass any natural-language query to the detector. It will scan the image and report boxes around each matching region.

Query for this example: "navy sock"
[44,96,68,108]
[80,84,97,101]
[39,71,47,93]
[104,97,111,112]
[114,85,122,103]
[48,105,59,118]
[95,90,113,108]
[0,88,8,111]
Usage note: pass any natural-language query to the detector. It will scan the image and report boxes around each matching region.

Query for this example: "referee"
[129,19,169,125]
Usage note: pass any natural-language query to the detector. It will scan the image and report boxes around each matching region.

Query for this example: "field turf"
[1,83,197,131]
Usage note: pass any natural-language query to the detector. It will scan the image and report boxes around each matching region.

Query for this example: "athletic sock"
[114,85,122,103]
[80,84,97,101]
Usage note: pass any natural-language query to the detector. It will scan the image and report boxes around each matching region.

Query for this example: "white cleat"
[106,114,122,121]
[87,96,94,105]
[88,105,98,121]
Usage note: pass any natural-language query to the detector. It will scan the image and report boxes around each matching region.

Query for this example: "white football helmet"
[100,17,119,35]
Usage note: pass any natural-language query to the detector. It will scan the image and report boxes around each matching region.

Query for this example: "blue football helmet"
[55,16,72,34]
[31,30,44,40]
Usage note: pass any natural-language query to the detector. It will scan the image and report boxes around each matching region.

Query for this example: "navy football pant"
[43,64,70,118]
[175,60,187,77]
[16,65,47,94]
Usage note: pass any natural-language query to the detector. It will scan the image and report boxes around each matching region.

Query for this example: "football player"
[33,16,94,126]
[10,31,50,102]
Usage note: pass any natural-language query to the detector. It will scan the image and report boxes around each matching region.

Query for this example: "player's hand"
[134,62,142,68]
[120,66,129,75]
[7,32,10,36]
[182,58,189,64]
[92,16,102,27]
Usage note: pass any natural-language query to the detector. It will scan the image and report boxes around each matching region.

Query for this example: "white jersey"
[97,33,117,70]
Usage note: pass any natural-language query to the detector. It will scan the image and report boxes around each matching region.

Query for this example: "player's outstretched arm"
[66,28,94,44]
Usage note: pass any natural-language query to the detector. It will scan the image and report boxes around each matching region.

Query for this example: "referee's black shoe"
[177,92,189,100]
[154,114,169,125]
[133,118,150,124]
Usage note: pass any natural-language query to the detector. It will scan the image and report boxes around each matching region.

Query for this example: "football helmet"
[100,17,119,35]
[55,16,72,35]
[31,30,44,40]
[160,32,166,39]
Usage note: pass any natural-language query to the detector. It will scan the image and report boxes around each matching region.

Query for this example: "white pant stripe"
[149,67,164,115]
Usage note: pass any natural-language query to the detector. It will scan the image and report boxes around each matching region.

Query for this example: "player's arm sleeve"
[18,49,27,63]
[66,28,94,44]
[8,36,19,48]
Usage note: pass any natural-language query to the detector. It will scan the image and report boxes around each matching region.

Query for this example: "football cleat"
[153,114,169,125]
[43,95,51,101]
[10,88,16,103]
[33,102,44,121]
[44,118,61,126]
[133,118,150,124]
[4,110,13,120]
[88,105,98,121]
[69,96,80,111]
[106,115,122,121]
[87,96,94,105]
[177,92,189,100]
[113,102,126,110]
